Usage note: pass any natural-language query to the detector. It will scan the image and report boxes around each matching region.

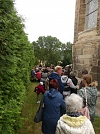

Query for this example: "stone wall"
[73,0,100,90]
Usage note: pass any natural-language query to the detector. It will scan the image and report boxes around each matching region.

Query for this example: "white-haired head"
[65,94,83,113]
[40,82,43,85]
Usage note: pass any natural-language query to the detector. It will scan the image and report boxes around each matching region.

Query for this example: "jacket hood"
[61,114,87,127]
[61,75,68,83]
[85,86,98,96]
[49,72,60,80]
[48,88,58,99]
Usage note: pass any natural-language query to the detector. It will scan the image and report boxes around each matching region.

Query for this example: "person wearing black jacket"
[70,71,78,94]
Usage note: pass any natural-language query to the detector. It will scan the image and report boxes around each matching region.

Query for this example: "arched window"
[86,0,98,29]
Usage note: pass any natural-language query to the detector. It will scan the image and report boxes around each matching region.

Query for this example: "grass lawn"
[18,82,100,134]
[18,82,42,134]
[93,116,100,134]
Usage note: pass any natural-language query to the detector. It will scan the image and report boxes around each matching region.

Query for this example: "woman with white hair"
[55,94,95,134]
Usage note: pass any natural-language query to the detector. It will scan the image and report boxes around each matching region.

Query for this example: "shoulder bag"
[79,88,90,120]
[34,95,44,123]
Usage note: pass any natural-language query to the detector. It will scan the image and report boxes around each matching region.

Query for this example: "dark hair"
[82,69,88,75]
[70,71,75,78]
[49,79,59,90]
[63,70,68,76]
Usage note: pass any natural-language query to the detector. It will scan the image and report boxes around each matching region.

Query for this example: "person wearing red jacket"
[36,70,42,82]
[34,82,45,103]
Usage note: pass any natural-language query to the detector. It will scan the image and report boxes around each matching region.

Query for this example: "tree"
[32,36,73,67]
[32,36,62,66]
[61,42,73,66]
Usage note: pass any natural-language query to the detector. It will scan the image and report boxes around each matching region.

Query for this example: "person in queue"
[56,93,95,134]
[42,79,66,134]
[78,74,98,123]
[79,69,88,89]
[49,66,65,94]
[61,70,78,97]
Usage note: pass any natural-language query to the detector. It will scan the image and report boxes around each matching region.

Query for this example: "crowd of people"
[32,65,98,134]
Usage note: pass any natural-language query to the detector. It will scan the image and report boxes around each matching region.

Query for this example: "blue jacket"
[42,88,65,134]
[49,72,65,94]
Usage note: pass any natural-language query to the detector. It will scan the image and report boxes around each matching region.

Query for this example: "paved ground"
[95,92,100,116]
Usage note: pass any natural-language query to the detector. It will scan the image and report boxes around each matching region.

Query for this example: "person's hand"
[76,85,79,90]
[67,82,70,86]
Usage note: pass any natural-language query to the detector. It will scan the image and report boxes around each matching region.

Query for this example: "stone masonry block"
[98,60,100,66]
[83,47,95,55]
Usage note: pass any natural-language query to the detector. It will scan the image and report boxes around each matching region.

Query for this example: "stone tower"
[73,0,100,90]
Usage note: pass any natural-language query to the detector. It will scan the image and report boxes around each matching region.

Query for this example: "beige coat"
[56,114,95,134]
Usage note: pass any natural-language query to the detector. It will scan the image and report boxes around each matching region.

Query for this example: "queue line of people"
[34,65,77,103]
[33,65,98,134]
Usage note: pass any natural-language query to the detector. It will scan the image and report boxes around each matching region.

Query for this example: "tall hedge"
[0,0,34,133]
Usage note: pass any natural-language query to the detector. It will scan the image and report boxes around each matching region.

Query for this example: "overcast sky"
[14,0,76,44]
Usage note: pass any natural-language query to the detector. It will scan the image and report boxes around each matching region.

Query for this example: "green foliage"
[32,36,62,66]
[0,99,23,133]
[32,36,72,66]
[61,42,73,66]
[18,82,43,134]
[0,0,34,133]
[93,116,100,134]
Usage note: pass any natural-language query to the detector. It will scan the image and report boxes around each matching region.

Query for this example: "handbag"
[64,86,71,91]
[34,96,44,123]
[79,88,90,120]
